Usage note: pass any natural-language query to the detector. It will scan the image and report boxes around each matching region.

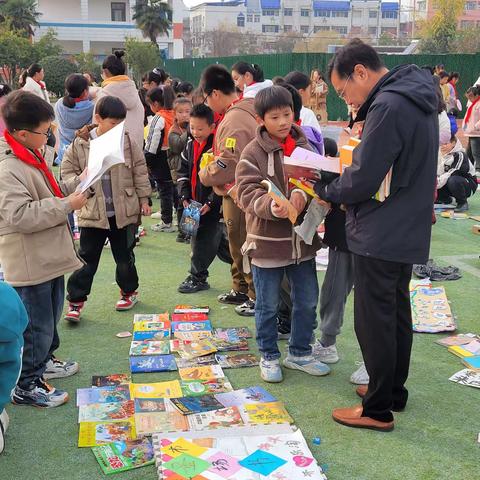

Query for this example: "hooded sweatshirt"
[316,64,439,265]
[243,80,273,99]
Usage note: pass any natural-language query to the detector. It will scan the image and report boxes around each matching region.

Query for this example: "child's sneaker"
[116,291,138,311]
[138,226,146,237]
[234,299,255,317]
[178,276,210,294]
[12,378,69,408]
[260,358,283,383]
[64,302,84,323]
[312,341,339,364]
[0,410,6,454]
[350,361,369,385]
[151,222,175,233]
[0,409,9,434]
[283,355,331,376]
[43,356,79,379]
[104,238,111,248]
[217,289,249,305]
[150,211,162,219]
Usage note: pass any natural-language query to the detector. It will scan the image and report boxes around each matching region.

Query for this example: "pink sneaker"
[116,292,138,311]
[64,302,84,323]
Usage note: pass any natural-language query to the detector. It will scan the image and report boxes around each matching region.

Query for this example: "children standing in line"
[61,96,151,322]
[0,91,87,407]
[177,104,232,293]
[236,86,330,383]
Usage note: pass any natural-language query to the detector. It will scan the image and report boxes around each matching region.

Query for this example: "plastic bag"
[180,200,202,237]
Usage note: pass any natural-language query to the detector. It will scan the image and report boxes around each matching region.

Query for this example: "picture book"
[215,353,259,369]
[448,340,480,358]
[215,387,277,407]
[187,406,245,431]
[135,411,188,437]
[133,313,170,324]
[133,321,170,333]
[435,333,479,347]
[261,179,298,224]
[174,305,210,314]
[129,340,170,356]
[181,378,234,397]
[242,402,294,425]
[172,321,212,333]
[461,356,480,371]
[129,380,182,399]
[289,177,318,198]
[76,385,130,406]
[78,420,135,447]
[449,368,480,389]
[180,200,202,236]
[170,395,225,415]
[179,365,225,381]
[129,354,177,373]
[410,287,456,333]
[176,354,219,369]
[286,146,336,176]
[78,400,135,423]
[92,438,154,475]
[213,327,252,340]
[132,330,170,341]
[174,331,213,342]
[177,339,218,359]
[171,312,209,322]
[134,398,167,413]
[211,338,249,352]
[92,374,131,388]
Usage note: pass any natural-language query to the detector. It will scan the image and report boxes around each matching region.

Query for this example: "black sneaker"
[176,233,187,243]
[235,299,255,317]
[454,201,469,213]
[217,289,249,305]
[178,276,210,294]
[277,318,291,340]
[12,378,69,408]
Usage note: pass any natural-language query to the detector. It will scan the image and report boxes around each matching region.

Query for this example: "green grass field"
[1,195,479,480]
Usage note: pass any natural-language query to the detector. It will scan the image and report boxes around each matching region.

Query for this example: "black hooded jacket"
[316,65,439,264]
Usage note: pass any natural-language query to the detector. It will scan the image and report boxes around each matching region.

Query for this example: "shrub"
[40,55,77,96]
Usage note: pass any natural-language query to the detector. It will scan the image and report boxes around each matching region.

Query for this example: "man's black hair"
[190,103,214,125]
[254,85,293,119]
[231,62,265,82]
[200,65,236,96]
[327,38,384,81]
[95,95,127,120]
[1,90,54,132]
[102,51,126,76]
[284,71,311,91]
[324,137,339,157]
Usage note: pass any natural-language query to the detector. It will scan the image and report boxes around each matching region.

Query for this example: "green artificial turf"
[2,195,479,480]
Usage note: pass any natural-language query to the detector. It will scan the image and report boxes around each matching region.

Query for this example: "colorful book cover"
[177,339,218,359]
[211,338,249,352]
[436,333,479,347]
[448,341,480,358]
[174,331,213,342]
[461,355,480,371]
[92,438,154,474]
[129,340,170,356]
[171,313,209,322]
[174,305,210,314]
[133,313,170,324]
[129,381,182,399]
[243,402,294,425]
[77,385,130,406]
[78,420,135,448]
[261,179,298,224]
[176,354,218,369]
[213,327,252,340]
[134,398,167,413]
[172,321,212,333]
[170,395,225,415]
[129,354,177,373]
[132,330,170,341]
[78,400,135,423]
[215,353,259,369]
[180,378,234,397]
[91,374,131,388]
[135,411,188,436]
[187,406,245,431]
[179,365,225,381]
[449,368,480,389]
[215,386,277,407]
[134,321,170,332]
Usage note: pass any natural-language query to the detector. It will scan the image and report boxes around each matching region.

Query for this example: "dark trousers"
[15,276,64,388]
[467,136,480,170]
[438,175,477,204]
[354,254,413,422]
[190,214,232,281]
[67,216,138,303]
[147,152,174,224]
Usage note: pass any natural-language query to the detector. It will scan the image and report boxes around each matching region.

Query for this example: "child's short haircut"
[1,90,54,132]
[200,65,235,96]
[324,137,339,157]
[95,95,127,120]
[254,86,293,119]
[190,103,214,125]
[173,97,193,110]
[284,71,311,91]
[147,86,175,109]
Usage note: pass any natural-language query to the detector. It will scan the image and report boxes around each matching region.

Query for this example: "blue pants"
[14,277,65,388]
[252,259,319,361]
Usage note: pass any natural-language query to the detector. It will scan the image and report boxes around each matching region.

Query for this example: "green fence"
[163,53,480,120]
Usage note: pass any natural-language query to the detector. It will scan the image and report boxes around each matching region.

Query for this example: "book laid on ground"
[448,340,480,358]
[435,333,479,347]
[170,395,225,415]
[214,387,277,408]
[172,321,212,333]
[129,354,177,373]
[215,353,259,369]
[78,419,135,448]
[134,398,189,436]
[213,327,252,340]
[76,385,131,406]
[461,356,480,371]
[78,400,135,423]
[177,339,218,359]
[174,305,210,314]
[133,321,171,333]
[211,338,249,352]
[133,313,170,324]
[175,354,219,369]
[242,402,294,425]
[134,397,167,413]
[261,179,298,224]
[129,340,170,356]
[129,381,182,399]
[92,438,154,475]
[449,368,480,389]
[180,378,234,397]
[91,374,131,388]
[187,406,245,431]
[174,331,213,342]
[171,312,209,322]
[132,329,170,341]
[178,365,225,381]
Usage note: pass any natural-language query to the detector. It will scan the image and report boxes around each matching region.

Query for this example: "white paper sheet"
[286,147,340,173]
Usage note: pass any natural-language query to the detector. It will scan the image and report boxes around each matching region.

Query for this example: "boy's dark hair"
[439,71,449,79]
[177,81,194,96]
[102,51,126,76]
[200,65,236,96]
[231,62,265,82]
[95,95,127,120]
[147,67,168,85]
[324,137,339,157]
[0,84,12,98]
[327,38,384,81]
[254,85,293,119]
[190,103,214,125]
[173,97,193,110]
[146,85,175,109]
[2,90,54,132]
[284,71,311,91]
[448,71,459,81]
[63,74,89,108]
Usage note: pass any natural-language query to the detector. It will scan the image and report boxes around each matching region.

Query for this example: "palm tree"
[0,0,41,37]
[133,0,172,46]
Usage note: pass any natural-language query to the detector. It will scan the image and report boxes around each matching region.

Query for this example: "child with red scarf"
[177,104,231,293]
[0,91,87,408]
[236,86,330,383]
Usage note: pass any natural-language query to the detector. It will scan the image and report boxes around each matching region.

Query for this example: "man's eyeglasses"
[337,74,352,100]
[23,127,52,138]
[202,91,211,104]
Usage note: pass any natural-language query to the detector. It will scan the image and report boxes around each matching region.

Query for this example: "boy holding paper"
[61,96,151,322]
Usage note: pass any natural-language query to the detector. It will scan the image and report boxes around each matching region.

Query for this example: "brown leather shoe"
[332,405,394,432]
[355,386,405,412]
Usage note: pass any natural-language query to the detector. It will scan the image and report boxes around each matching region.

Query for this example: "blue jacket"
[0,282,28,410]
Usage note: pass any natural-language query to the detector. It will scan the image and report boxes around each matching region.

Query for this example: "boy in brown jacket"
[236,86,331,383]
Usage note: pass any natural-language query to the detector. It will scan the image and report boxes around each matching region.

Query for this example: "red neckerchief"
[464,97,480,125]
[4,131,63,198]
[279,133,296,157]
[74,94,88,103]
[35,80,46,90]
[295,119,302,126]
[191,139,207,201]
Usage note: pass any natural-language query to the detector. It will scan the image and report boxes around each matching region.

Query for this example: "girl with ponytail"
[231,62,272,100]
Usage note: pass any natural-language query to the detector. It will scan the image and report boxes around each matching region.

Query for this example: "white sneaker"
[312,341,339,364]
[151,222,175,233]
[350,361,369,385]
[0,409,9,434]
[260,358,283,383]
[150,211,162,219]
[44,356,79,379]
[0,409,6,454]
[283,355,331,376]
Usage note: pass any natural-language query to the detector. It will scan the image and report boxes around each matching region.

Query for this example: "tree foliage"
[40,55,76,96]
[74,52,102,82]
[133,0,172,46]
[0,28,31,86]
[124,37,161,85]
[0,0,41,37]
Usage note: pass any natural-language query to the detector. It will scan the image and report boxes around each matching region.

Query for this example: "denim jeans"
[14,276,65,388]
[252,258,319,360]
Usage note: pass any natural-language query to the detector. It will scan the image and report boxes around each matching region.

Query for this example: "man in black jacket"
[315,39,438,431]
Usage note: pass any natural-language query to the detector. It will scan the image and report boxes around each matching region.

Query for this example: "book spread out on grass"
[78,400,135,423]
[132,330,170,341]
[172,321,212,333]
[211,338,249,352]
[187,406,245,431]
[134,321,171,333]
[448,340,480,358]
[176,354,219,369]
[242,402,294,425]
[134,411,189,436]
[179,365,225,381]
[449,368,480,389]
[213,327,252,340]
[77,385,131,406]
[435,333,479,347]
[180,378,234,397]
[174,331,213,342]
[133,313,170,324]
[261,179,298,224]
[174,305,210,314]
[177,339,218,359]
[129,354,177,373]
[171,313,209,322]
[129,340,170,356]
[134,398,167,413]
[170,395,225,415]
[214,387,277,407]
[92,438,154,475]
[92,374,131,388]
[461,356,480,371]
[78,420,135,447]
[215,353,259,369]
[129,381,182,399]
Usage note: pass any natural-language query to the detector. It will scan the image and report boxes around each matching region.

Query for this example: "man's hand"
[68,191,88,211]
[141,202,151,216]
[200,204,211,216]
[271,201,289,218]
[290,191,307,214]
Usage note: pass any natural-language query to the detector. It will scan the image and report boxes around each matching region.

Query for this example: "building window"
[301,9,310,17]
[247,14,253,22]
[262,24,279,33]
[369,10,377,18]
[314,10,330,17]
[284,24,293,32]
[254,14,260,22]
[417,1,426,11]
[465,1,477,9]
[332,11,348,18]
[263,9,279,16]
[284,8,293,16]
[314,25,330,32]
[111,2,126,22]
[300,25,310,33]
[237,13,245,27]
[333,26,348,34]
[460,19,475,28]
[352,9,362,19]
[382,11,398,19]
[368,26,377,35]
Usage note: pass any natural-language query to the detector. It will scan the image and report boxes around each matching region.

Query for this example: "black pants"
[438,175,477,204]
[354,254,413,422]
[67,216,138,303]
[146,151,174,224]
[190,214,232,282]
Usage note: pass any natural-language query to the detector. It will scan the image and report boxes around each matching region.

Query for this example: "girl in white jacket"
[21,64,49,103]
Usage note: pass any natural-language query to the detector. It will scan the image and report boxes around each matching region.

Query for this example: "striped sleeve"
[145,115,165,154]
